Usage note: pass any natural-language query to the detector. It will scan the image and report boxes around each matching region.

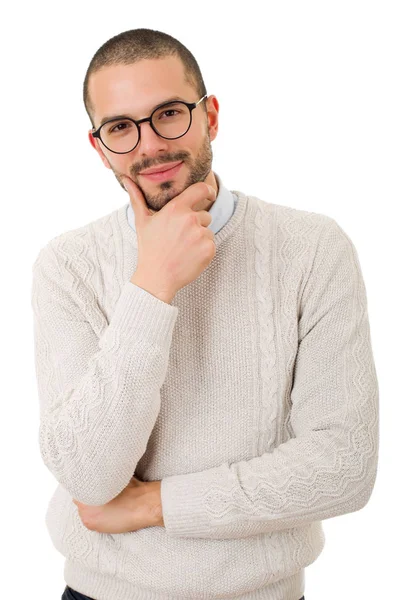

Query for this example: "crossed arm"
[73,219,379,539]
[35,218,378,539]
[72,475,164,533]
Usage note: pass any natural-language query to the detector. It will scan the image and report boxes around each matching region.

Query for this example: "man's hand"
[72,476,164,533]
[122,176,216,301]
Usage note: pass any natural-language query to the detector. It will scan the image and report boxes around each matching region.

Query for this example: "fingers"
[121,176,152,226]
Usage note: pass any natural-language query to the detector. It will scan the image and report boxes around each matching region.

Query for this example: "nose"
[137,120,170,155]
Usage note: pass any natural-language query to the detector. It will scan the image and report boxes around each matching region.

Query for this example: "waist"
[65,558,306,600]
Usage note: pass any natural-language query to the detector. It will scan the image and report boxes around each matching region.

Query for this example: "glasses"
[92,94,208,154]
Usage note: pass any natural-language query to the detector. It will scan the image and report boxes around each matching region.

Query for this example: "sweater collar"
[126,171,236,235]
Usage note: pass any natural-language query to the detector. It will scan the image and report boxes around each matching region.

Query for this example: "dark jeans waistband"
[62,584,305,600]
[62,586,95,600]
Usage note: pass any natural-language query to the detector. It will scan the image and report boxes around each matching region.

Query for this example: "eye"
[108,121,133,134]
[160,109,180,119]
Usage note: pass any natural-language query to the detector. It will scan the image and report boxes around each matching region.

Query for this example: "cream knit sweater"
[31,179,379,600]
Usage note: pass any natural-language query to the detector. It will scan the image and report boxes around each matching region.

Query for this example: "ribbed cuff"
[161,466,223,538]
[103,280,179,350]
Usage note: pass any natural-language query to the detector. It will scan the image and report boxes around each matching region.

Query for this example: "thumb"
[122,176,152,226]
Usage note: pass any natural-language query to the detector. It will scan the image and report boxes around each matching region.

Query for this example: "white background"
[1,1,398,598]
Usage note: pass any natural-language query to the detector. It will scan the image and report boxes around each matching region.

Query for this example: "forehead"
[89,56,192,123]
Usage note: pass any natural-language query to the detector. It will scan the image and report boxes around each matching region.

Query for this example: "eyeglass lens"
[99,102,191,153]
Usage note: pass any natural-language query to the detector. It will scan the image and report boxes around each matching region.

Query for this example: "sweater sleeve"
[31,241,178,506]
[160,218,379,539]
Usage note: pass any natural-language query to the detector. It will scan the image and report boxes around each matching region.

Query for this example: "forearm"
[33,244,179,505]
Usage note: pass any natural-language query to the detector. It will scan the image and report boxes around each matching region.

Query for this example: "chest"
[133,240,304,479]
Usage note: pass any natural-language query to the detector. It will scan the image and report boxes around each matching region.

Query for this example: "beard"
[112,130,213,213]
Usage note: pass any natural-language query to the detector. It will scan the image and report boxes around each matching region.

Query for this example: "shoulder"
[31,206,122,277]
[242,193,341,267]
[31,207,122,331]
[247,194,335,235]
[239,196,358,280]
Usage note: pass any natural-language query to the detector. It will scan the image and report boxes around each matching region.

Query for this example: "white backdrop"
[1,1,397,598]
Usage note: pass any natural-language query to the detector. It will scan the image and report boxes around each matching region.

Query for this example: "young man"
[32,28,379,600]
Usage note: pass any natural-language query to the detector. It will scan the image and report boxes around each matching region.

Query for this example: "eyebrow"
[98,96,187,128]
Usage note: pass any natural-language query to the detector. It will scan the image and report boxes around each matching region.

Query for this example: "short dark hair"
[83,28,208,128]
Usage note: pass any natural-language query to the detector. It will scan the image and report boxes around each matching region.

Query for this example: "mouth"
[139,161,183,182]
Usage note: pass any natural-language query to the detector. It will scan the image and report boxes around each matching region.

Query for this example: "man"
[31,28,379,600]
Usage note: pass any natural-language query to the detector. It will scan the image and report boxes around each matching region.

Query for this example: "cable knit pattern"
[31,189,379,600]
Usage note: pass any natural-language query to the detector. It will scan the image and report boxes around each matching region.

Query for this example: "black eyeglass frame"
[91,94,208,154]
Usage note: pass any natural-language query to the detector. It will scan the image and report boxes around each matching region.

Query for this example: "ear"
[205,95,219,143]
[88,129,111,169]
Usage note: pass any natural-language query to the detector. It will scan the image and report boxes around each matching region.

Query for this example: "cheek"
[187,125,202,144]
[106,156,131,177]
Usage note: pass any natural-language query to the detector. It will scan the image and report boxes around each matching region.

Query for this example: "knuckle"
[188,228,202,244]
[83,515,96,530]
[205,238,216,255]
[198,181,211,195]
[168,200,177,213]
[186,212,199,226]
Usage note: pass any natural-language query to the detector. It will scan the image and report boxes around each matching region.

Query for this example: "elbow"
[65,475,130,506]
[357,455,379,511]
[357,423,379,511]
[39,423,137,505]
[39,445,131,506]
[341,396,379,514]
[69,482,121,506]
[347,451,379,515]
[328,438,379,519]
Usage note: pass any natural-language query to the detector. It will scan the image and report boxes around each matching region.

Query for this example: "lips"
[139,161,184,182]
[140,161,182,175]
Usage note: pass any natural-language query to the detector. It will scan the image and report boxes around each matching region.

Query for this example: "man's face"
[88,56,219,212]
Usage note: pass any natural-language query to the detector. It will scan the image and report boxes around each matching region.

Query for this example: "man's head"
[84,28,219,213]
